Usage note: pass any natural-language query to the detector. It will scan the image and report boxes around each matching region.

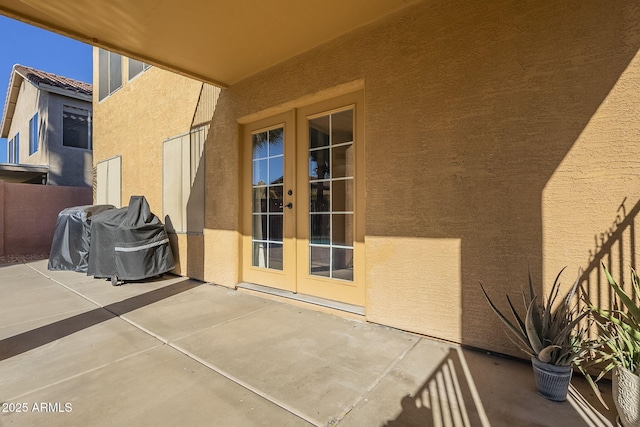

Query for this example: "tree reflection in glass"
[308,109,354,281]
[252,127,285,270]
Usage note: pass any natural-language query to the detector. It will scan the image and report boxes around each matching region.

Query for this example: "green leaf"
[603,264,640,323]
[551,310,589,347]
[538,345,560,363]
[595,309,640,342]
[576,365,609,410]
[526,296,544,356]
[506,295,526,336]
[546,266,567,313]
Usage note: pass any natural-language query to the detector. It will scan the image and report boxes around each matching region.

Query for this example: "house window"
[163,127,206,233]
[29,113,38,155]
[96,156,122,208]
[8,133,19,163]
[128,58,151,80]
[63,106,92,149]
[98,48,122,101]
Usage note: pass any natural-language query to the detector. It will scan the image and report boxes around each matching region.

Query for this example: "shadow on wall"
[418,1,640,351]
[580,197,640,318]
[165,83,220,281]
[379,1,640,351]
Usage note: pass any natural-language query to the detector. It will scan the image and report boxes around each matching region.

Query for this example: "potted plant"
[583,265,640,427]
[480,267,592,401]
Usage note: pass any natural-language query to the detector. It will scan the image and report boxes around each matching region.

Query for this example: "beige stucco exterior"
[6,79,40,164]
[87,0,640,358]
[92,56,207,279]
[92,58,203,211]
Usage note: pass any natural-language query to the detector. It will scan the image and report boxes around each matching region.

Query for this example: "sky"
[0,15,93,162]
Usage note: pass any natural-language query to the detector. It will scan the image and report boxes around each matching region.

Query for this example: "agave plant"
[577,265,640,413]
[584,264,640,379]
[480,267,591,366]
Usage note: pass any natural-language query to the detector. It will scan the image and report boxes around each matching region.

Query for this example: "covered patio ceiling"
[0,0,417,87]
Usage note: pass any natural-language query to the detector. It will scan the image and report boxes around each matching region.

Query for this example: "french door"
[242,91,364,306]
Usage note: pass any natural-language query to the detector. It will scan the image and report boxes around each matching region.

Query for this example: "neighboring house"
[10,1,640,360]
[0,65,93,186]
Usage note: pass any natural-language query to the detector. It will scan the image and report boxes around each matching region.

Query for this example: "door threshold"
[237,282,365,316]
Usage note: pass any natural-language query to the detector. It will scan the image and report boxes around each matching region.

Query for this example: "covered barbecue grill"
[48,204,115,273]
[87,196,175,285]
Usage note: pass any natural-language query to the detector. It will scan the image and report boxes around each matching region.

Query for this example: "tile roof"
[1,64,92,138]
[14,64,92,96]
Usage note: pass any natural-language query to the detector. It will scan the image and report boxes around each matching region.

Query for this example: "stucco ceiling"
[0,0,417,87]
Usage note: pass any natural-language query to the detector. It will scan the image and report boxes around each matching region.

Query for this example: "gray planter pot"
[613,366,640,427]
[531,356,573,402]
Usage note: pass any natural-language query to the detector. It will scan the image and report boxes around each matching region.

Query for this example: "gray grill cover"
[48,205,116,272]
[87,196,175,281]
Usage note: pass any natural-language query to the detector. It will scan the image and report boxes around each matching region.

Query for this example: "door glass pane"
[253,159,268,185]
[331,110,353,144]
[269,215,283,242]
[332,248,353,281]
[269,243,283,270]
[310,182,330,212]
[253,188,267,213]
[252,133,268,159]
[308,108,355,281]
[310,246,331,277]
[332,144,353,179]
[268,129,284,156]
[332,214,353,247]
[269,186,284,212]
[269,156,284,184]
[253,215,267,241]
[310,214,330,244]
[253,242,267,268]
[332,179,353,212]
[252,127,284,270]
[309,149,330,180]
[309,116,330,148]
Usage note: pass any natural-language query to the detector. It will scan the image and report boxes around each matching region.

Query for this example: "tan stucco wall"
[542,48,640,314]
[92,55,203,214]
[92,55,206,279]
[207,0,640,356]
[168,233,205,280]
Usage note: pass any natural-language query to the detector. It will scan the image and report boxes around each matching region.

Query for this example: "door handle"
[285,202,293,209]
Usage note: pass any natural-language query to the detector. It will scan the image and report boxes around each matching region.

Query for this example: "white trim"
[115,238,169,253]
[237,282,365,315]
[39,83,92,101]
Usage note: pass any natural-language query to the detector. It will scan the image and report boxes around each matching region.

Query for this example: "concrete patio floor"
[0,260,619,426]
